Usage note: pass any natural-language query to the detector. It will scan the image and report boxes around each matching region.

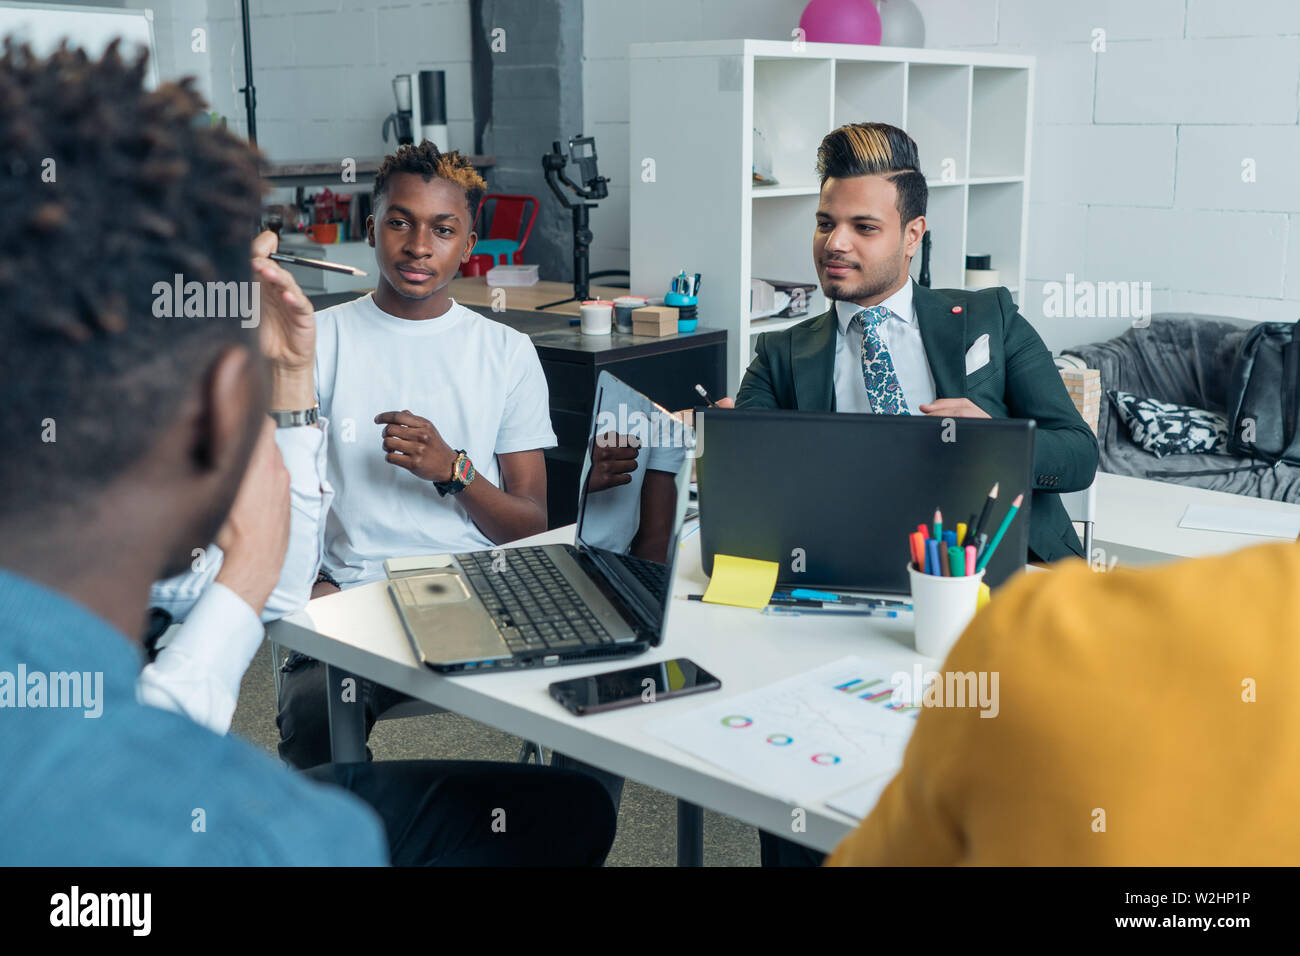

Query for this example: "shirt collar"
[834,279,916,334]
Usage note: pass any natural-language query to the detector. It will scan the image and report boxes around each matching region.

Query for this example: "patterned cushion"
[1108,390,1229,458]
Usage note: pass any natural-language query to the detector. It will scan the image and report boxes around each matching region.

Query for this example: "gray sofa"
[1061,313,1300,503]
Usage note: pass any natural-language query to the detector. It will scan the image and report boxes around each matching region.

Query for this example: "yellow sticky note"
[976,582,991,611]
[702,554,780,610]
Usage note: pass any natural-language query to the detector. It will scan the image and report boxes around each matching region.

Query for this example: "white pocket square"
[965,334,990,375]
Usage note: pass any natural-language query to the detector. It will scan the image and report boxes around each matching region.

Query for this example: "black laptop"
[695,409,1035,592]
[390,371,694,673]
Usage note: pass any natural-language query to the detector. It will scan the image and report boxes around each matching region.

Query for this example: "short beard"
[820,239,908,304]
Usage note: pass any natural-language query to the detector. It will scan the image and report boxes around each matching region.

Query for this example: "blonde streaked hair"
[816,122,927,225]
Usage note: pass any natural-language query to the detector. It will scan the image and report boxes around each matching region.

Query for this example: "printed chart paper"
[645,656,920,805]
[825,773,896,820]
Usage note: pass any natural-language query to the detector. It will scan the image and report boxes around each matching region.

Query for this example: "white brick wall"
[133,0,475,164]
[581,0,800,276]
[914,0,1300,352]
[126,0,1300,348]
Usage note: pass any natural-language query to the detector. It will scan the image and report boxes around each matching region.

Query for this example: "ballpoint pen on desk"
[783,588,911,609]
[762,605,899,619]
[686,591,912,611]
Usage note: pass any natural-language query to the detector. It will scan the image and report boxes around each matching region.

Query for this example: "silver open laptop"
[389,371,694,674]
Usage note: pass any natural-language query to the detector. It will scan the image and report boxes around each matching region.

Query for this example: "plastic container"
[486,263,539,286]
[612,295,647,332]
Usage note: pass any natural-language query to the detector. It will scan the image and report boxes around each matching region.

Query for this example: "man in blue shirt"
[0,41,614,866]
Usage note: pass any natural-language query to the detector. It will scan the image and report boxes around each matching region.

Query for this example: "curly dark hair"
[372,139,486,223]
[0,39,265,519]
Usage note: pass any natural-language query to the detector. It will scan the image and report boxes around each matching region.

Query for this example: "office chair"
[1059,481,1097,564]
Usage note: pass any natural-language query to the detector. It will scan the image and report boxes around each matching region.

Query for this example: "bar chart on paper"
[833,675,922,718]
[645,656,922,805]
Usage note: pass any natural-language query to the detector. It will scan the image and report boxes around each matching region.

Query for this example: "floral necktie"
[857,305,909,415]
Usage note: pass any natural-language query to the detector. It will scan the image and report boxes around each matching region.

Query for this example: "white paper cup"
[907,563,985,661]
[580,300,613,335]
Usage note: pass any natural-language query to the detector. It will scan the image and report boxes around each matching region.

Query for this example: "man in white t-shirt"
[277,142,558,769]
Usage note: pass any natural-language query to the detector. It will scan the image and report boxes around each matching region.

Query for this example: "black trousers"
[279,652,626,806]
[305,760,616,866]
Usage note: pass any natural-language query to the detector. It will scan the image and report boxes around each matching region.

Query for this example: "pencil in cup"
[975,493,1025,573]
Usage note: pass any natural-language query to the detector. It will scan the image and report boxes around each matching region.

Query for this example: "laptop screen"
[574,371,695,637]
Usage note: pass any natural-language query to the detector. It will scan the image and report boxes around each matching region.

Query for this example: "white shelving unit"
[629,39,1035,394]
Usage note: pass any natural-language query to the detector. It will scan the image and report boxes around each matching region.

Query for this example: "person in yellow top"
[827,541,1300,866]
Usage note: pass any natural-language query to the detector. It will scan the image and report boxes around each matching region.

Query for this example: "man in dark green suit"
[734,122,1097,565]
[736,122,1098,869]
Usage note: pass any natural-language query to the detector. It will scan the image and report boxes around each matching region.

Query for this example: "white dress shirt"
[832,279,936,414]
[136,423,333,734]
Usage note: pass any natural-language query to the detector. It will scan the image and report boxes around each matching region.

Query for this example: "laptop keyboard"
[456,547,617,654]
[613,551,670,596]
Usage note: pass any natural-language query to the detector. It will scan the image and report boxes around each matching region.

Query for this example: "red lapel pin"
[952,306,962,313]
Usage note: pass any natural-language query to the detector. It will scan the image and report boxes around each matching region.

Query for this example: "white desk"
[1092,472,1300,564]
[267,523,925,857]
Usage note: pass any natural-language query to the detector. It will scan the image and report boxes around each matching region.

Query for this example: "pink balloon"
[799,0,883,45]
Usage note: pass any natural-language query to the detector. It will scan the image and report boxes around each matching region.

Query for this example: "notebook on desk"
[388,371,694,674]
[695,409,1035,592]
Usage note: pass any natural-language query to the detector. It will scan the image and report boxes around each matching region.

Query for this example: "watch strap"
[434,449,475,497]
[269,406,319,428]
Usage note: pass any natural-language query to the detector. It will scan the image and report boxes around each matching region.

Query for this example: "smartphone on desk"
[549,658,721,716]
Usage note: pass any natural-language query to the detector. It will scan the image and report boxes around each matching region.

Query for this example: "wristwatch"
[434,449,476,497]
[269,405,319,428]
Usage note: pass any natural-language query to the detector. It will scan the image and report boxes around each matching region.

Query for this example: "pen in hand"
[694,384,719,408]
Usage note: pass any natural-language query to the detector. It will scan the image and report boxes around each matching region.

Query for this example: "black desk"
[308,293,727,526]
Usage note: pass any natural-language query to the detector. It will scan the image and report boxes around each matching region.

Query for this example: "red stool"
[460,193,539,277]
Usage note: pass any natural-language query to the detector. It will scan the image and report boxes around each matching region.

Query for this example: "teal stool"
[474,239,520,266]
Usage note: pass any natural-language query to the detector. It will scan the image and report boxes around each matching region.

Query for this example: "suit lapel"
[791,307,837,411]
[913,282,968,398]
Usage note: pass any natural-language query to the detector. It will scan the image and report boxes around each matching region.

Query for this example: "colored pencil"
[971,482,999,543]
[976,493,1024,573]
